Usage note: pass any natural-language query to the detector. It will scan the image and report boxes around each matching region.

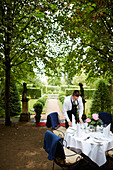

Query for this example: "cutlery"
[84,137,90,141]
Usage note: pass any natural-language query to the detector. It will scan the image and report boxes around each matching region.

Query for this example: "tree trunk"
[4,4,12,126]
[5,59,11,126]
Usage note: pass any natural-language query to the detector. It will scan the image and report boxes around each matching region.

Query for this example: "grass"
[28,99,37,114]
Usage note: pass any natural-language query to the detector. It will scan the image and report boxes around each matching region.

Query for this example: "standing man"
[63,90,83,128]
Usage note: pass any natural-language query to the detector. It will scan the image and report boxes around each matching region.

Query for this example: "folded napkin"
[103,123,111,138]
[72,114,76,128]
[76,123,82,137]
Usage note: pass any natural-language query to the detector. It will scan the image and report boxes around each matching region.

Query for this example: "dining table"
[63,123,113,167]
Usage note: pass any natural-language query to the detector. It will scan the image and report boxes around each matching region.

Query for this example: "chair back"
[46,112,60,129]
[99,112,112,125]
[44,130,65,160]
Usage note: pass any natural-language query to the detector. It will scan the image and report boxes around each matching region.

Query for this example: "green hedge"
[18,87,41,99]
[65,89,75,96]
[47,86,60,92]
[84,89,95,99]
[59,96,65,104]
[41,85,47,94]
[27,88,41,99]
[58,92,66,104]
[61,85,79,92]
[66,89,95,99]
[41,85,60,94]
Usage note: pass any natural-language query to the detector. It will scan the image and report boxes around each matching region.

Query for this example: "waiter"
[62,90,83,128]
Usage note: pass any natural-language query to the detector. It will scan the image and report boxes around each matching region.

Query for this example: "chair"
[106,148,113,168]
[107,149,113,159]
[99,112,112,126]
[44,130,84,170]
[46,112,66,139]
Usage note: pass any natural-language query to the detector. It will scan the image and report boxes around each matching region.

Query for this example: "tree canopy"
[0,0,113,125]
[0,0,65,125]
[55,0,113,81]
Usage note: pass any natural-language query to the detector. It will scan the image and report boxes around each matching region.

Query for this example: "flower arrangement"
[86,113,102,127]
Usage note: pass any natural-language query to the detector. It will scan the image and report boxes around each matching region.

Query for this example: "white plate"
[93,138,103,143]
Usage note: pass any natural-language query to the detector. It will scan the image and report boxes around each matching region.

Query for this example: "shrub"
[84,89,95,99]
[59,96,65,104]
[58,92,66,104]
[33,101,43,123]
[38,98,46,107]
[33,101,43,114]
[90,79,111,113]
[0,80,21,117]
[42,85,47,94]
[47,90,53,94]
[59,92,66,98]
[35,95,48,107]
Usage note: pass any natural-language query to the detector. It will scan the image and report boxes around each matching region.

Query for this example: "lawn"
[28,99,37,114]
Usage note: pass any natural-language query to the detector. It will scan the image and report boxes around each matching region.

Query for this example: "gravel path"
[41,99,65,121]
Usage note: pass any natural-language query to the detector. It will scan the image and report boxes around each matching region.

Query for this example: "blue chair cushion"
[46,112,60,129]
[99,112,112,125]
[44,130,65,160]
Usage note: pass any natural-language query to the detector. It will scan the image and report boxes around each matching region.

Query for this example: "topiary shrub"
[0,80,21,117]
[37,98,46,107]
[33,101,43,123]
[35,95,48,107]
[90,79,111,113]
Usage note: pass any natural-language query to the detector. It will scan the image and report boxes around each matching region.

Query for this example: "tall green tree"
[0,0,64,125]
[90,79,111,113]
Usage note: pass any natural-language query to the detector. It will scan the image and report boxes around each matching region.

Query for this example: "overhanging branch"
[10,36,44,61]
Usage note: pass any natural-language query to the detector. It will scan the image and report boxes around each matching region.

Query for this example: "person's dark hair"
[72,90,80,97]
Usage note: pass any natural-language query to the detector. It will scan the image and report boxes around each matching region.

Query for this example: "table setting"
[63,117,113,167]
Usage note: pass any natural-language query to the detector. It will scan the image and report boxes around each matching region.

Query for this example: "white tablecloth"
[63,126,113,167]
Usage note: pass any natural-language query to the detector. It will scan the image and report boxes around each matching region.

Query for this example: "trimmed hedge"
[61,85,79,92]
[58,92,66,104]
[66,89,95,99]
[33,101,43,114]
[18,87,41,99]
[27,88,41,99]
[47,86,60,92]
[59,96,65,104]
[42,86,47,94]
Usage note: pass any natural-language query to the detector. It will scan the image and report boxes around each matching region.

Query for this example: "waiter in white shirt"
[62,90,83,128]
